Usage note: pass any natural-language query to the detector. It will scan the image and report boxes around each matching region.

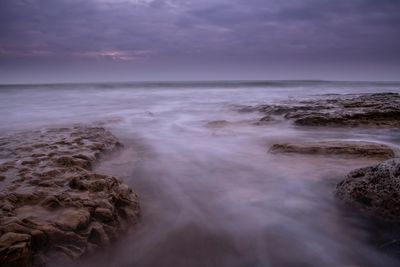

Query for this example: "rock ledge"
[270,141,395,159]
[247,93,400,127]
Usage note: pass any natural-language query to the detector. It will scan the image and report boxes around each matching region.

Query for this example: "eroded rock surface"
[243,93,400,127]
[270,141,396,159]
[0,126,139,267]
[336,158,400,220]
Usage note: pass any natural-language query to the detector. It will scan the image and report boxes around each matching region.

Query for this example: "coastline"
[0,89,399,266]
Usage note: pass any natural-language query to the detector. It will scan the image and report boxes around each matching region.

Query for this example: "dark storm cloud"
[0,0,399,82]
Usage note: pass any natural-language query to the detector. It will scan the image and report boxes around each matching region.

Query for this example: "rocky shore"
[0,126,139,267]
[1,92,400,266]
[244,93,400,246]
[241,92,400,127]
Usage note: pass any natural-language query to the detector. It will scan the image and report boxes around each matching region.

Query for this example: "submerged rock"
[205,120,230,128]
[0,126,139,267]
[251,93,400,127]
[270,141,395,159]
[336,158,400,220]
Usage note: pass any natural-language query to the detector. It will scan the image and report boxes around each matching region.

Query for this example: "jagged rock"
[0,126,140,266]
[270,141,395,159]
[336,158,400,220]
[94,208,114,223]
[88,222,110,246]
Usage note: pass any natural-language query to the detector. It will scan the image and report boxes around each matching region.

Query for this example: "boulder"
[336,158,400,220]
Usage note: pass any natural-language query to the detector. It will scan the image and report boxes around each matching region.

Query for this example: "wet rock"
[250,93,400,128]
[87,179,108,192]
[55,156,91,170]
[94,208,114,223]
[53,209,91,231]
[293,109,400,127]
[270,141,395,159]
[336,158,400,220]
[88,222,110,246]
[0,126,140,266]
[205,120,229,128]
[205,119,260,128]
[40,196,63,210]
[0,232,32,267]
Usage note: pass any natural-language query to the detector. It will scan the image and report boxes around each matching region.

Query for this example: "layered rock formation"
[0,126,139,266]
[242,93,400,127]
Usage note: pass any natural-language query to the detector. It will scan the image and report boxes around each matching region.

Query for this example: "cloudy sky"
[0,0,399,83]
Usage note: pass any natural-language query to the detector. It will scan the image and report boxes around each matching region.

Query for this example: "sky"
[0,0,399,83]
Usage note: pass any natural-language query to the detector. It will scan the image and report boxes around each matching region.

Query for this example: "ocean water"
[1,81,400,267]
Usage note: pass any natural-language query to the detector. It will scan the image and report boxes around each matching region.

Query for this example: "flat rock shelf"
[269,141,396,159]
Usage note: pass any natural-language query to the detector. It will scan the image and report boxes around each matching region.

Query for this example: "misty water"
[1,81,400,267]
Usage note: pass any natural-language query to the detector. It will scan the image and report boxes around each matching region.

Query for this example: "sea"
[1,80,400,267]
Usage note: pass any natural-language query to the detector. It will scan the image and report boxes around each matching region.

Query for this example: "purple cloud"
[0,0,399,82]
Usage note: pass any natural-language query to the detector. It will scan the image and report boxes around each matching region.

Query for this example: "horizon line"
[1,79,400,87]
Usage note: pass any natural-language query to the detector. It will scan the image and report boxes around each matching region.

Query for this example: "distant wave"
[1,80,400,90]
